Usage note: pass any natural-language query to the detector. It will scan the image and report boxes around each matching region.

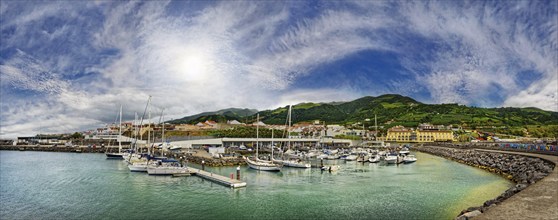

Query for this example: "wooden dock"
[188,167,247,188]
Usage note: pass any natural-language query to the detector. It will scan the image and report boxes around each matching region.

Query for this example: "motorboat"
[368,155,380,163]
[403,155,417,163]
[146,159,189,175]
[345,154,358,161]
[399,147,410,155]
[384,154,399,164]
[274,158,311,168]
[326,154,339,160]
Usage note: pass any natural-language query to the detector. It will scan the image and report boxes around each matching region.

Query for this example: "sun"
[171,47,214,82]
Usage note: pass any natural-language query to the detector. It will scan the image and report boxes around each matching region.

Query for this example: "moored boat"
[368,155,380,163]
[147,165,190,175]
[106,153,125,159]
[385,154,398,164]
[403,155,417,163]
[245,113,282,172]
[245,156,282,171]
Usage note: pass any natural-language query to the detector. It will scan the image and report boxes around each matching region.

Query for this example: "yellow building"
[386,125,454,143]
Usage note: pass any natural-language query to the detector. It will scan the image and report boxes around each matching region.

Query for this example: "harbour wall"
[429,142,558,156]
[414,145,555,219]
[0,145,109,153]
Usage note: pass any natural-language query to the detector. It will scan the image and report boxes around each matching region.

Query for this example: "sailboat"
[273,105,311,168]
[146,108,189,175]
[126,96,152,172]
[244,114,282,171]
[106,105,125,159]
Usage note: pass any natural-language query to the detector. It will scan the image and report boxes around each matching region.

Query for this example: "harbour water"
[0,151,512,219]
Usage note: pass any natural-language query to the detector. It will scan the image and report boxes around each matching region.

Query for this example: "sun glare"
[172,47,214,82]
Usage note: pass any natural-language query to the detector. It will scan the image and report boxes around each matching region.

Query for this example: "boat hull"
[282,160,311,168]
[128,164,147,172]
[147,166,190,175]
[106,153,124,159]
[385,156,398,164]
[245,157,281,171]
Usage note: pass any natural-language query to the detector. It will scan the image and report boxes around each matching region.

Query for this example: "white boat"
[399,147,410,155]
[385,154,398,164]
[245,114,281,172]
[368,155,380,163]
[147,165,189,175]
[403,155,417,163]
[345,154,358,161]
[356,155,369,162]
[326,154,339,160]
[245,156,282,171]
[128,162,148,172]
[306,150,320,158]
[317,154,328,159]
[273,158,310,168]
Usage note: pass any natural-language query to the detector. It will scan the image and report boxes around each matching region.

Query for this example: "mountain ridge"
[168,94,558,129]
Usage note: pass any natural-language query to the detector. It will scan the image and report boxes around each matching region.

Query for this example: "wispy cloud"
[0,1,556,138]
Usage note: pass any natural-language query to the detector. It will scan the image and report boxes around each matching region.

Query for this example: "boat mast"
[374,114,378,140]
[288,105,292,151]
[256,113,259,159]
[158,108,165,157]
[161,109,165,144]
[118,105,122,153]
[137,95,151,154]
[271,128,274,159]
[134,112,138,151]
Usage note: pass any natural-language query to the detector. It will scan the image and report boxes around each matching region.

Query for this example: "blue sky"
[1,0,557,138]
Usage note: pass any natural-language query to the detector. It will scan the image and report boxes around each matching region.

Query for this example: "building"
[386,125,454,143]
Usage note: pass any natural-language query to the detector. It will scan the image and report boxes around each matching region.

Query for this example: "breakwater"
[430,142,558,156]
[415,145,555,219]
[0,145,107,153]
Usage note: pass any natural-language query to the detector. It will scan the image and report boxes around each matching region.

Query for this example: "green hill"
[167,94,558,137]
[167,108,257,124]
[255,94,558,129]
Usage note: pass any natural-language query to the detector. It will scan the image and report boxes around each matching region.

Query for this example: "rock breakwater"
[414,145,555,219]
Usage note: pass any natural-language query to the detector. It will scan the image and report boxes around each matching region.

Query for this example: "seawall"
[415,145,557,219]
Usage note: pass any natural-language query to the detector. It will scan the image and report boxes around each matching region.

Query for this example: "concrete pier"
[188,167,247,188]
[473,150,558,220]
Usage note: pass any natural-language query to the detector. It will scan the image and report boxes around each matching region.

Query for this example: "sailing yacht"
[106,105,125,159]
[244,114,282,171]
[273,105,311,168]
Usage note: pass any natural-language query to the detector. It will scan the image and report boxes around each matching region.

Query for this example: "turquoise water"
[0,151,512,219]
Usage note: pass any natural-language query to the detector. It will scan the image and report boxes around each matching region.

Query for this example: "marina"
[0,150,514,220]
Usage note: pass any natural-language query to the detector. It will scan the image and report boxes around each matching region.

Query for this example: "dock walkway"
[188,167,247,188]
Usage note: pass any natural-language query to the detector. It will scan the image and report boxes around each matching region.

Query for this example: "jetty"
[188,167,247,188]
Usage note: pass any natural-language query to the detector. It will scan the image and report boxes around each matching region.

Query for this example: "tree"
[71,132,83,139]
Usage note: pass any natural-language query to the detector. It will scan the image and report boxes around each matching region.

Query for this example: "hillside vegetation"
[168,94,558,137]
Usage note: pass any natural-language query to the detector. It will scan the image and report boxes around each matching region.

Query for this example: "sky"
[1,0,557,138]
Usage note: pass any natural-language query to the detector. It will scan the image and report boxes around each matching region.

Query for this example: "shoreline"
[415,145,556,219]
[3,144,557,219]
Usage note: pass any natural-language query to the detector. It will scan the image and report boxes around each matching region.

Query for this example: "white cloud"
[1,1,556,139]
